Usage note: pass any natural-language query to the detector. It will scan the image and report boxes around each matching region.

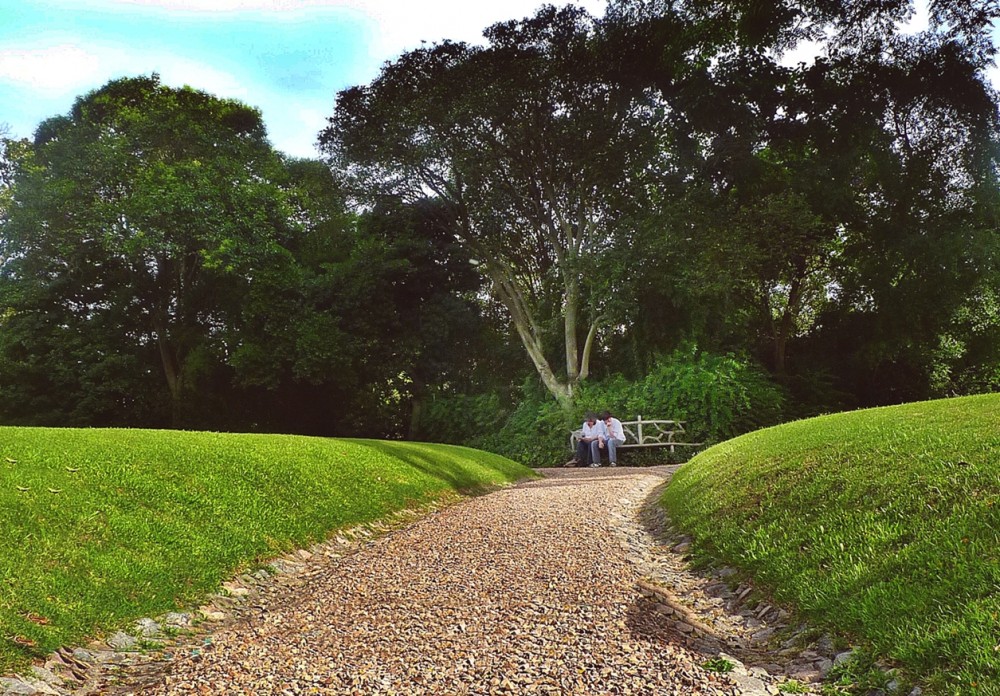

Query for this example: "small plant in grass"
[701,656,735,673]
[779,680,810,694]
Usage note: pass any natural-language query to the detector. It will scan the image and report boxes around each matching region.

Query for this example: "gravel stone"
[133,619,162,639]
[162,613,191,629]
[834,649,856,665]
[0,678,41,695]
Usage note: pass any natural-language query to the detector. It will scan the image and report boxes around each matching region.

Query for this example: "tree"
[602,0,1000,393]
[0,75,296,426]
[321,6,661,407]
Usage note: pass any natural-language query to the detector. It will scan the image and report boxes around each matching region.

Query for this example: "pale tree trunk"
[490,268,600,410]
[470,200,601,410]
[488,263,574,408]
[564,276,580,388]
[579,316,601,381]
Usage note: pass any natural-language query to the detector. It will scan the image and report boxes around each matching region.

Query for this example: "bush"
[420,392,511,446]
[427,347,786,468]
[626,345,786,444]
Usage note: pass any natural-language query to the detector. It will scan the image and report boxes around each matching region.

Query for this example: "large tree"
[603,0,1000,391]
[0,75,296,425]
[321,6,660,407]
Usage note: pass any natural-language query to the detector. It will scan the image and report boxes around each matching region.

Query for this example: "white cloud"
[262,104,326,158]
[112,0,342,10]
[0,37,257,143]
[155,58,250,100]
[108,0,607,60]
[0,38,250,103]
[0,43,105,94]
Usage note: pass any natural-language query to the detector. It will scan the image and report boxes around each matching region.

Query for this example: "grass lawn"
[662,393,1000,695]
[0,428,532,672]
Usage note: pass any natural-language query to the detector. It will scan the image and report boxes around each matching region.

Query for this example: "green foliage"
[701,657,735,673]
[663,394,1000,693]
[626,346,785,443]
[0,89,496,437]
[0,427,531,672]
[424,349,784,468]
[0,75,295,427]
[421,392,511,449]
[322,6,663,403]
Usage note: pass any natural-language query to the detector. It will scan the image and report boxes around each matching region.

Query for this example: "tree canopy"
[321,6,662,406]
[0,0,999,437]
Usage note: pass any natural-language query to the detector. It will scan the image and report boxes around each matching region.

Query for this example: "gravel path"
[127,467,742,694]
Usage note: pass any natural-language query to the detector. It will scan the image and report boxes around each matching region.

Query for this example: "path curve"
[133,467,740,694]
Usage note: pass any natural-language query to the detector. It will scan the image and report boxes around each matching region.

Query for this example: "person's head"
[600,410,612,422]
[584,411,598,425]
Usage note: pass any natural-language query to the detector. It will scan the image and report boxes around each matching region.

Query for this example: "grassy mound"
[0,428,532,671]
[663,394,1000,694]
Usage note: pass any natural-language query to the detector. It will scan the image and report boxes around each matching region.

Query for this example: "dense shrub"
[422,347,786,468]
[625,346,786,443]
[420,392,511,448]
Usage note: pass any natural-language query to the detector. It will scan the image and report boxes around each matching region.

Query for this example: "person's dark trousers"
[575,440,591,466]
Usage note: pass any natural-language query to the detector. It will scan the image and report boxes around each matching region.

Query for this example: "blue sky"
[0,0,606,158]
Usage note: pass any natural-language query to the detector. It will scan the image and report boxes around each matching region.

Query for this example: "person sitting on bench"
[598,410,626,467]
[565,412,606,467]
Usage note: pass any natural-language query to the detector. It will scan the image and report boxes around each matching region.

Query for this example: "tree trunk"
[408,377,425,440]
[154,318,185,428]
[564,276,580,387]
[488,263,575,408]
[579,316,601,381]
[773,269,805,378]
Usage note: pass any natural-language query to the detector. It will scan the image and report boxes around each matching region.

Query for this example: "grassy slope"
[662,394,1000,695]
[0,428,533,671]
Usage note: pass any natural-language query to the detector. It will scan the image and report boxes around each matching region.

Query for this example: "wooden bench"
[570,416,703,454]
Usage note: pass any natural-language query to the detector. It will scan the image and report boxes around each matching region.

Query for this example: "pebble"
[107,632,139,651]
[0,678,41,696]
[162,613,192,628]
[134,618,163,638]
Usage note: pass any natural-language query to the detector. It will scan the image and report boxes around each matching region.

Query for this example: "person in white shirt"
[565,412,607,467]
[599,410,626,467]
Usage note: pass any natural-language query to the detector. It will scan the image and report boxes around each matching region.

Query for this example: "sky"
[0,0,607,158]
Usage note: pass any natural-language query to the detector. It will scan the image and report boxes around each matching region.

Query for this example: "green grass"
[0,427,533,672]
[662,393,1000,695]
